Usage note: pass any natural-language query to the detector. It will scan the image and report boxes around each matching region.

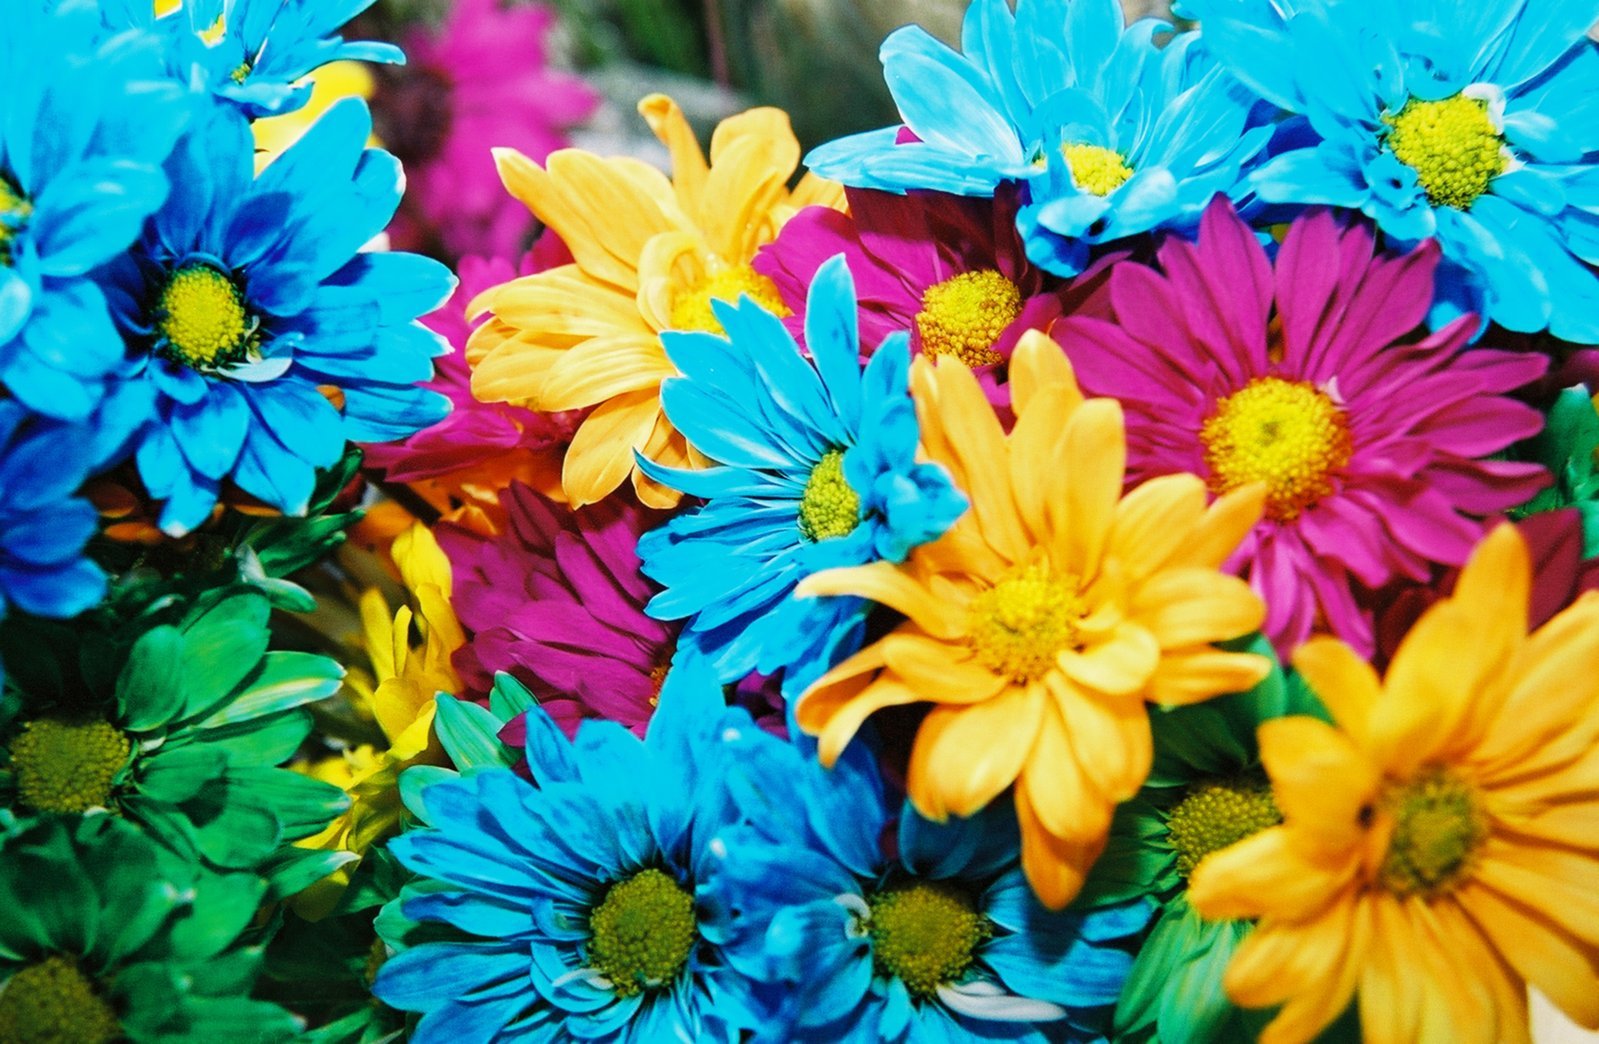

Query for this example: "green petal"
[220,767,348,841]
[259,847,360,904]
[489,672,537,722]
[432,695,512,770]
[1077,801,1178,908]
[174,592,273,723]
[116,625,188,732]
[189,709,314,765]
[166,871,267,963]
[135,747,229,804]
[188,798,282,869]
[172,996,301,1043]
[198,651,344,728]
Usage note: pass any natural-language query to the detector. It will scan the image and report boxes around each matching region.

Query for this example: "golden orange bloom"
[796,332,1269,908]
[1188,524,1599,1044]
[466,94,844,508]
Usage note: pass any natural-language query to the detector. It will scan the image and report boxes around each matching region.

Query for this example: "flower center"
[155,262,260,371]
[0,175,31,266]
[0,955,122,1044]
[669,264,790,336]
[915,270,1023,368]
[1165,774,1281,878]
[798,448,861,542]
[868,880,987,998]
[966,562,1084,682]
[1200,376,1353,523]
[10,719,130,815]
[1063,143,1134,197]
[1384,94,1506,210]
[1377,767,1487,899]
[586,868,697,997]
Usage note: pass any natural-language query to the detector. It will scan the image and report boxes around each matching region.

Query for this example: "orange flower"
[796,332,1269,908]
[466,94,843,507]
[1188,524,1599,1044]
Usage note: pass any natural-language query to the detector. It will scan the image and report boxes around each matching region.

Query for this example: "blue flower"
[805,0,1273,275]
[703,734,1152,1043]
[96,100,451,534]
[636,255,966,694]
[0,1,188,422]
[373,658,761,1042]
[1188,0,1599,340]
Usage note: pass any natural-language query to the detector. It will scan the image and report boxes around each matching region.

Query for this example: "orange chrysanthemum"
[1188,524,1599,1044]
[466,94,843,507]
[796,332,1270,908]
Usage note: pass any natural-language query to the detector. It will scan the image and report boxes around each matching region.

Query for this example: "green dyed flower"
[0,813,299,1042]
[0,587,349,889]
[1511,386,1599,554]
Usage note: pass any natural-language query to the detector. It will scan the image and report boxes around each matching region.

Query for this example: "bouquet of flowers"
[2,0,1599,1042]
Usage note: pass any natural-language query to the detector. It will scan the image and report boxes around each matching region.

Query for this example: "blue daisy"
[703,733,1152,1043]
[636,255,966,694]
[0,2,188,422]
[1188,0,1599,340]
[805,0,1273,275]
[95,100,451,535]
[373,659,761,1042]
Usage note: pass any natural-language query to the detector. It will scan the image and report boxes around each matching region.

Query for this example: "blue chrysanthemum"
[636,255,966,694]
[373,659,761,1042]
[1188,0,1599,340]
[805,0,1273,275]
[0,1,188,422]
[703,734,1152,1043]
[98,0,402,119]
[96,100,451,534]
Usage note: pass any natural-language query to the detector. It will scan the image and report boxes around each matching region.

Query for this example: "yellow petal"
[880,633,1006,704]
[907,685,1043,819]
[796,562,966,639]
[1472,841,1599,947]
[538,334,675,412]
[1019,688,1112,842]
[1291,637,1381,750]
[1447,522,1530,664]
[1258,716,1380,855]
[1224,895,1365,1044]
[1168,482,1266,570]
[1473,595,1599,781]
[1048,672,1151,802]
[1015,790,1101,910]
[700,129,798,262]
[638,94,708,216]
[1106,472,1208,582]
[478,266,650,336]
[1008,329,1083,419]
[1459,881,1599,1029]
[560,390,660,506]
[1054,398,1124,579]
[1057,621,1160,697]
[1007,382,1074,543]
[1378,600,1503,776]
[924,358,1028,562]
[1129,567,1264,649]
[1187,827,1354,923]
[1146,647,1271,706]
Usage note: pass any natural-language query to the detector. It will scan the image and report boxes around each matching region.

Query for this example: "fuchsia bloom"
[1053,200,1550,655]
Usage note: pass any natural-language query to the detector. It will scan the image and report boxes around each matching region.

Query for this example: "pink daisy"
[1052,199,1550,655]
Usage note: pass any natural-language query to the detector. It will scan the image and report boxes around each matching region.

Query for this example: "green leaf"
[432,694,512,770]
[176,592,272,721]
[199,651,345,728]
[116,625,189,731]
[489,672,537,721]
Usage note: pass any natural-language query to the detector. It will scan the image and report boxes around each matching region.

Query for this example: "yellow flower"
[467,94,844,508]
[1188,524,1599,1044]
[796,332,1269,909]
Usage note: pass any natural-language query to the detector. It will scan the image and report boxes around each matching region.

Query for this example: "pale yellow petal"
[1008,329,1083,419]
[538,334,676,412]
[560,390,661,506]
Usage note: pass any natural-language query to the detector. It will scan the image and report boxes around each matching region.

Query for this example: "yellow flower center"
[0,955,122,1044]
[669,264,790,336]
[1384,94,1507,210]
[1165,775,1282,878]
[586,868,697,997]
[798,449,861,542]
[0,176,32,267]
[1377,767,1488,899]
[1200,376,1353,523]
[868,880,988,998]
[10,719,130,815]
[966,562,1084,682]
[915,270,1023,368]
[155,263,259,370]
[1063,143,1134,197]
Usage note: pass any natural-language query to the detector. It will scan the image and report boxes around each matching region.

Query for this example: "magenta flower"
[1053,200,1550,655]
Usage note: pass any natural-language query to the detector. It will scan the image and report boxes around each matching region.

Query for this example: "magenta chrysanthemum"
[1053,200,1550,655]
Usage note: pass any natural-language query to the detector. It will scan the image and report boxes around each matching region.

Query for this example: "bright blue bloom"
[805,0,1273,275]
[96,100,451,535]
[373,658,762,1042]
[703,734,1152,1043]
[1188,0,1599,340]
[0,1,188,422]
[637,256,966,694]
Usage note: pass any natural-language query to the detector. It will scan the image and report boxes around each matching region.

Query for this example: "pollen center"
[915,270,1022,368]
[586,868,697,997]
[1200,376,1353,522]
[966,562,1084,682]
[0,176,31,266]
[10,719,130,815]
[1384,94,1506,210]
[1165,774,1282,878]
[868,880,987,998]
[798,448,862,542]
[155,263,259,370]
[0,955,122,1044]
[1377,767,1487,899]
[1063,143,1134,197]
[669,264,790,336]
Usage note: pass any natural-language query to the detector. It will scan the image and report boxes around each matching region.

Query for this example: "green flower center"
[0,175,31,267]
[915,269,1022,368]
[586,868,697,997]
[1377,767,1487,898]
[1384,94,1507,210]
[1166,775,1282,878]
[1063,143,1134,197]
[10,719,130,815]
[868,880,988,998]
[1200,376,1354,523]
[155,262,259,370]
[966,562,1084,682]
[0,955,121,1044]
[798,449,862,542]
[669,264,790,336]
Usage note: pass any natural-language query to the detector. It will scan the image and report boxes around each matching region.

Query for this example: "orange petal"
[1291,637,1381,750]
[560,390,660,506]
[1106,472,1207,582]
[1015,790,1101,910]
[1051,673,1152,802]
[1146,647,1272,706]
[1019,689,1112,843]
[1223,895,1364,1042]
[1129,567,1264,648]
[907,685,1043,819]
[1187,827,1355,923]
[1057,621,1160,697]
[880,633,1006,704]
